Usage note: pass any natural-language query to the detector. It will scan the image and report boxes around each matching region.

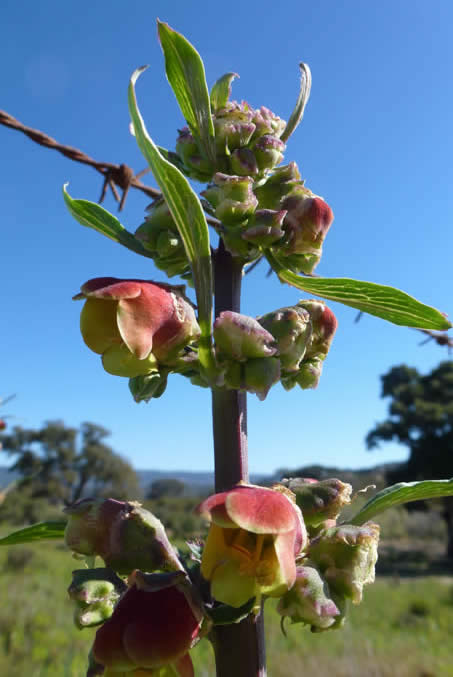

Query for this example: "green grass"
[1,531,453,676]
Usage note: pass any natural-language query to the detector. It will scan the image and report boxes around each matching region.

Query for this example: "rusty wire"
[0,110,161,210]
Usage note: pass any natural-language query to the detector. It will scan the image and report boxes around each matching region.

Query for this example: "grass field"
[1,532,453,677]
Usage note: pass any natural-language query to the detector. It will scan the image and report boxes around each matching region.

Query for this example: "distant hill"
[0,463,400,494]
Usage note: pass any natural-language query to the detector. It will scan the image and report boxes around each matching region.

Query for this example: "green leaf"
[280,63,312,143]
[210,72,238,111]
[128,67,214,373]
[157,21,216,166]
[349,479,453,525]
[0,521,67,546]
[266,251,451,330]
[63,185,153,258]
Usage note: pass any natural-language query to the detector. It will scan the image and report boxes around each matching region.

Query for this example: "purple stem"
[210,239,266,676]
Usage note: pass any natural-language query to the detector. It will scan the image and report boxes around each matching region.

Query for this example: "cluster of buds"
[64,498,184,575]
[213,299,337,399]
[135,199,192,283]
[176,100,286,184]
[65,499,207,674]
[274,478,379,632]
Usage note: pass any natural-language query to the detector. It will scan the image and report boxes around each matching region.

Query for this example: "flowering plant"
[1,20,451,677]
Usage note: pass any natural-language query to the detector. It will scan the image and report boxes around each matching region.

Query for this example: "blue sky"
[1,1,452,475]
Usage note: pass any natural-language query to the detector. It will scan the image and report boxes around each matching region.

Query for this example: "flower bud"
[129,370,169,403]
[175,127,213,182]
[295,301,338,389]
[280,186,334,274]
[93,570,203,673]
[254,162,302,209]
[64,498,184,575]
[202,174,258,226]
[135,199,190,281]
[244,357,281,400]
[258,305,312,373]
[250,106,286,140]
[251,134,285,172]
[230,148,259,177]
[214,117,256,154]
[308,522,380,604]
[277,565,340,631]
[241,209,286,247]
[214,311,277,361]
[280,478,352,527]
[74,278,201,376]
[68,568,126,629]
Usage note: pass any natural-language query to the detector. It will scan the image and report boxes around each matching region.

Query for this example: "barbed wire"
[0,110,161,210]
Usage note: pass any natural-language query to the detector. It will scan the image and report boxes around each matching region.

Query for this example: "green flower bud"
[230,148,259,176]
[202,174,258,226]
[251,134,285,172]
[214,311,277,361]
[68,568,126,629]
[214,117,256,154]
[244,356,281,400]
[280,478,352,528]
[241,209,286,247]
[254,162,302,209]
[258,304,312,372]
[251,106,286,140]
[222,228,260,261]
[277,565,340,631]
[135,200,191,281]
[308,522,380,604]
[129,370,169,403]
[175,127,213,182]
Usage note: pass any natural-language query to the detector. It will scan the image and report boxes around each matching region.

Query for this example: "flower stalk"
[210,238,266,675]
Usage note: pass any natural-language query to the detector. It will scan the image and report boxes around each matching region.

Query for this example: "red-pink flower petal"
[80,278,143,300]
[224,486,299,534]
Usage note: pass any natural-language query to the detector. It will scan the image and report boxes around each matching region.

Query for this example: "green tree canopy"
[367,361,453,554]
[0,421,142,523]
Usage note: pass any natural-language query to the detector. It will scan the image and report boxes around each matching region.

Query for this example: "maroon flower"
[93,571,203,674]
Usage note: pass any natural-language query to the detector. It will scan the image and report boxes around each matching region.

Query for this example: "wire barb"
[0,110,161,210]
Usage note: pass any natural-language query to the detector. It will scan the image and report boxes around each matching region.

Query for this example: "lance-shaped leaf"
[266,251,451,330]
[280,63,312,143]
[158,20,216,166]
[0,521,66,546]
[210,72,239,111]
[128,67,214,372]
[349,478,453,525]
[63,186,153,258]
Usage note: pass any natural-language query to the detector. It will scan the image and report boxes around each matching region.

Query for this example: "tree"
[147,478,186,499]
[0,421,142,522]
[366,361,453,555]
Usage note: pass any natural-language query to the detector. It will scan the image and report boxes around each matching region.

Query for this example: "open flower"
[73,278,200,377]
[93,571,203,675]
[197,484,306,607]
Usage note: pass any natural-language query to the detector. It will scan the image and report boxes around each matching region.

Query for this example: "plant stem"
[210,240,266,676]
